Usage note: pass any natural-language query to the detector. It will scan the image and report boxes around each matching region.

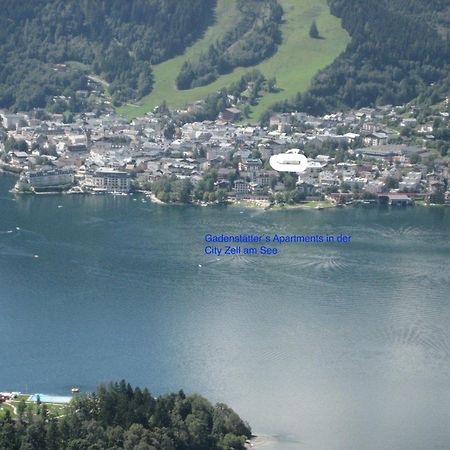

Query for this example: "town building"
[84,168,131,193]
[18,168,74,189]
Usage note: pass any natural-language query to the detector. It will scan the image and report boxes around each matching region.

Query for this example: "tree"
[45,419,61,450]
[270,176,278,190]
[17,399,27,421]
[176,62,195,90]
[384,176,398,189]
[177,179,193,203]
[137,71,153,98]
[400,126,412,137]
[242,105,251,118]
[429,191,445,204]
[309,21,319,39]
[218,433,246,450]
[0,410,18,450]
[216,190,228,203]
[290,190,306,203]
[283,173,297,190]
[163,123,176,140]
[340,182,351,192]
[275,192,285,204]
[437,142,449,157]
[22,421,46,450]
[267,77,277,92]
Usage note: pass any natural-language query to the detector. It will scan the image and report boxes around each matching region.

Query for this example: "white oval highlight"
[269,152,308,173]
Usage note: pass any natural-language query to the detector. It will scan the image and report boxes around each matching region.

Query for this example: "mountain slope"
[0,0,216,110]
[118,0,349,120]
[267,0,450,117]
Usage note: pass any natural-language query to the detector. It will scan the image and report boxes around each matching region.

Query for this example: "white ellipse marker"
[269,152,308,173]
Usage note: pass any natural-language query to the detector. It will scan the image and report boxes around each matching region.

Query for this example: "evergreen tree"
[309,20,319,39]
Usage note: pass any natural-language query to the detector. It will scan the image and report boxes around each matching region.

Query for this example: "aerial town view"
[1,101,449,207]
[0,1,449,449]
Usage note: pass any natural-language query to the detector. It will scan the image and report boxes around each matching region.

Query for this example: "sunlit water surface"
[0,174,449,450]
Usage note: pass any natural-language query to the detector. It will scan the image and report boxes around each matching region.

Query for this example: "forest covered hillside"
[117,0,349,120]
[267,0,450,118]
[0,0,216,110]
[0,0,449,118]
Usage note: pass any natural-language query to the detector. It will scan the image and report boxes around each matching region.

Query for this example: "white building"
[234,179,250,196]
[84,168,130,192]
[18,168,74,188]
[399,172,422,192]
[366,180,385,193]
[297,160,325,185]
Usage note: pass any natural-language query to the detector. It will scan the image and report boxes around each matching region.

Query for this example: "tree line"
[0,380,252,450]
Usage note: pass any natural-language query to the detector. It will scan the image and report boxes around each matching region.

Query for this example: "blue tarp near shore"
[28,394,72,404]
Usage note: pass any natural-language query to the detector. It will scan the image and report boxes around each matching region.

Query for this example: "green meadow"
[118,0,349,121]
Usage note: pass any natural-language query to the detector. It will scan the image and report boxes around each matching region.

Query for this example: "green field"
[0,395,69,419]
[118,0,349,121]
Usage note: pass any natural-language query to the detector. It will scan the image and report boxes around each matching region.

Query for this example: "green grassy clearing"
[13,402,68,417]
[118,0,349,121]
[20,402,68,416]
[270,200,334,209]
[0,395,69,419]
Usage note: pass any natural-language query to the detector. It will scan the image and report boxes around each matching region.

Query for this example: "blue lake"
[0,173,449,450]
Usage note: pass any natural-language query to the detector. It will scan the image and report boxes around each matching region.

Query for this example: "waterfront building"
[84,168,130,193]
[234,179,250,196]
[378,193,413,206]
[18,168,74,189]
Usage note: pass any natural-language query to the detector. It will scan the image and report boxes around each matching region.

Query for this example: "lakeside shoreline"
[3,173,448,209]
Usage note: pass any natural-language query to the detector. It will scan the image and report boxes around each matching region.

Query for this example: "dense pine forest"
[0,0,216,110]
[0,381,252,450]
[265,0,450,119]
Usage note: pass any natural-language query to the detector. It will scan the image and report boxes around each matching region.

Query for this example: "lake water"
[0,173,449,450]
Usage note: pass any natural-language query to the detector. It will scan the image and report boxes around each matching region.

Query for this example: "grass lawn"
[117,0,349,121]
[19,402,68,417]
[231,199,335,209]
[272,200,334,209]
[0,395,70,419]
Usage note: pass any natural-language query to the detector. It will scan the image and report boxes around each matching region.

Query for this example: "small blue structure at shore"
[28,394,72,404]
